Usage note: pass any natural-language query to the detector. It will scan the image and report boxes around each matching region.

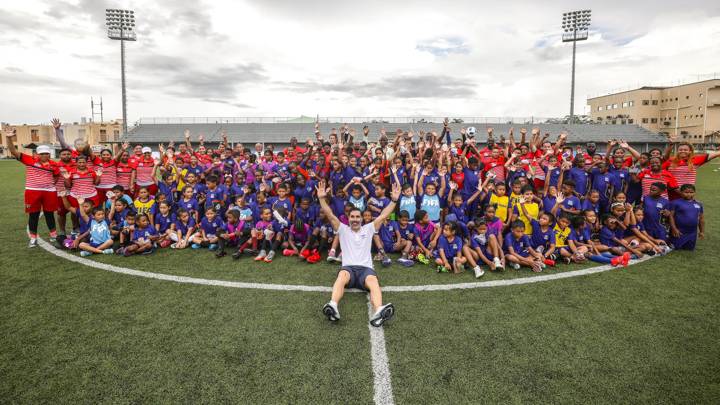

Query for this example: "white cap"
[36,145,52,154]
[141,147,152,153]
[467,126,477,135]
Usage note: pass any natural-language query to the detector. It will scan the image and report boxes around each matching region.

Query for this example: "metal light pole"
[562,9,591,124]
[105,9,136,137]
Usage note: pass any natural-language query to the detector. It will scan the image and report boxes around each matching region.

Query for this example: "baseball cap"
[36,145,51,154]
[141,147,152,153]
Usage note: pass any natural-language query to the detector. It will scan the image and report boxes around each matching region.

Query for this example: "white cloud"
[1,0,719,124]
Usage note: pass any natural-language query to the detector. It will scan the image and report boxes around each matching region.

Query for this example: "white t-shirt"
[338,223,375,269]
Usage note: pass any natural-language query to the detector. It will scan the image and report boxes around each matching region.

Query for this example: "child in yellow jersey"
[508,179,523,215]
[488,182,510,223]
[133,186,157,226]
[514,186,539,235]
[553,214,579,264]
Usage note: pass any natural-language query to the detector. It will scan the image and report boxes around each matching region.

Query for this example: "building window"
[78,129,86,137]
[596,117,602,121]
[642,100,650,105]
[642,118,649,123]
[698,106,703,111]
[650,118,658,123]
[611,120,617,124]
[686,96,690,99]
[674,97,678,101]
[113,130,119,139]
[30,129,39,142]
[628,119,634,124]
[699,92,704,98]
[606,104,612,110]
[622,101,628,108]
[629,100,634,106]
[100,129,107,142]
[652,100,658,105]
[598,106,603,111]
[612,103,618,109]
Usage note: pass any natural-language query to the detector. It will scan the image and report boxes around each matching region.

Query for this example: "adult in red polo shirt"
[4,129,60,247]
[638,157,678,199]
[132,147,159,196]
[662,142,720,199]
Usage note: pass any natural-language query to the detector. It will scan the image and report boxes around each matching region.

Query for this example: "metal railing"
[135,116,555,125]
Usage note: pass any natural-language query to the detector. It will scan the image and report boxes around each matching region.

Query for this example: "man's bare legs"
[365,275,382,311]
[331,270,351,304]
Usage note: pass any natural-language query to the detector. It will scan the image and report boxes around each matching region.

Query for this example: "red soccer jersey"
[638,169,678,199]
[133,158,156,186]
[69,169,98,198]
[93,157,118,188]
[116,161,133,190]
[451,171,465,190]
[19,153,59,191]
[55,160,75,196]
[662,154,708,187]
[483,158,506,182]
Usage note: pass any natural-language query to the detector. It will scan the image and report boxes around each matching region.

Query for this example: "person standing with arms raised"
[317,178,400,327]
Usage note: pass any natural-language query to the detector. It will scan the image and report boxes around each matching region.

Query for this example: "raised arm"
[52,118,71,150]
[373,182,400,231]
[316,179,340,231]
[3,127,20,159]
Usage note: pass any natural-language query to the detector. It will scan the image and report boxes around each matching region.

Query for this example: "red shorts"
[56,195,69,215]
[24,190,58,213]
[96,187,114,204]
[134,184,158,197]
[533,178,545,190]
[66,194,101,209]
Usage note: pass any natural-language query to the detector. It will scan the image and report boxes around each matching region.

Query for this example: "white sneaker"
[254,250,267,261]
[102,248,114,255]
[322,301,340,321]
[80,251,92,257]
[28,238,38,248]
[369,303,395,327]
[326,249,338,262]
[473,266,485,278]
[493,257,504,270]
[511,263,521,270]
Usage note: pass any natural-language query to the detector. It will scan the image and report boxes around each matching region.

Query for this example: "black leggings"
[28,211,56,235]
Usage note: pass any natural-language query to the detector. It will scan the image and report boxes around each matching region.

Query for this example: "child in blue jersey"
[589,161,613,212]
[599,214,643,259]
[462,218,495,277]
[529,212,556,265]
[551,180,582,216]
[568,216,628,267]
[154,201,175,248]
[304,210,335,261]
[120,213,158,256]
[668,184,704,251]
[157,172,178,206]
[642,182,671,241]
[215,209,246,258]
[294,197,318,227]
[418,182,443,224]
[504,220,544,272]
[61,196,93,251]
[108,197,132,235]
[78,207,114,256]
[398,183,417,223]
[447,180,485,237]
[434,222,466,274]
[413,210,439,265]
[171,208,196,249]
[396,211,416,247]
[192,207,225,251]
[344,178,369,212]
[367,183,391,219]
[628,207,669,254]
[582,190,601,215]
[372,217,414,267]
[263,207,290,263]
[204,175,226,215]
[178,186,200,223]
[268,183,293,221]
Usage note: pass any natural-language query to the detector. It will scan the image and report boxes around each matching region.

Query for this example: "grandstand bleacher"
[123,119,668,151]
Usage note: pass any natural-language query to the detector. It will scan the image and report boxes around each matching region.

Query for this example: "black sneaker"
[215,250,227,258]
[232,250,243,260]
[322,302,340,322]
[369,303,395,327]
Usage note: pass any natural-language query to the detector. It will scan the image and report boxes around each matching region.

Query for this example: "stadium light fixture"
[561,9,591,124]
[105,9,136,138]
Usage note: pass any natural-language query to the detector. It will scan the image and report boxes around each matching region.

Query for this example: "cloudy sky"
[2,0,719,124]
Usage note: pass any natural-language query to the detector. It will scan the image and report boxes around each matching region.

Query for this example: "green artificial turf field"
[1,160,718,404]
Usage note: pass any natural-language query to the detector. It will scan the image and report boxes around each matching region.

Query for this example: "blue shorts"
[382,241,396,253]
[340,265,377,291]
[90,241,104,248]
[670,233,697,251]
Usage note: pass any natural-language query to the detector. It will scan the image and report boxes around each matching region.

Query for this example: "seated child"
[504,220,544,272]
[78,207,114,256]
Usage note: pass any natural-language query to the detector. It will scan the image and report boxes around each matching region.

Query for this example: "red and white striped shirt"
[116,162,133,191]
[19,153,59,191]
[133,158,156,186]
[55,160,75,196]
[638,169,679,199]
[484,159,506,182]
[662,154,708,188]
[69,169,98,198]
[94,158,118,188]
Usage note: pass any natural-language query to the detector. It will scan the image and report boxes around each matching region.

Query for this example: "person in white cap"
[3,127,61,247]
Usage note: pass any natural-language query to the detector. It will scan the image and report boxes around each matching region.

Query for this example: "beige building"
[587,79,720,144]
[1,119,123,158]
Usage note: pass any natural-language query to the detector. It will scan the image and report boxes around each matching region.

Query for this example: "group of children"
[11,122,712,278]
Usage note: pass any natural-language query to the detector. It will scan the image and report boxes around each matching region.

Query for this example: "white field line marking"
[39,238,656,292]
[367,297,395,405]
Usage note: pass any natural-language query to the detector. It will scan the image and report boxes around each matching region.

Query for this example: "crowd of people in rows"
[5,118,715,277]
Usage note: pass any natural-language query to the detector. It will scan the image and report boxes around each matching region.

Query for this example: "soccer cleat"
[208,244,218,251]
[369,303,395,327]
[159,239,172,248]
[191,243,201,249]
[374,253,385,262]
[563,257,572,265]
[543,259,556,267]
[326,249,338,262]
[28,238,38,248]
[300,249,312,259]
[170,243,177,249]
[80,251,92,257]
[232,250,244,260]
[322,301,340,321]
[436,265,448,273]
[622,252,630,267]
[264,250,276,263]
[416,253,430,265]
[511,263,521,270]
[381,255,392,267]
[254,250,267,261]
[283,249,296,257]
[473,266,485,278]
[215,250,227,258]
[397,257,414,267]
[610,256,622,267]
[307,251,322,263]
[102,248,114,255]
[48,236,57,243]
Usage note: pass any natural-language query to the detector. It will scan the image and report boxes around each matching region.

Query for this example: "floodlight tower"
[105,9,136,137]
[562,9,591,124]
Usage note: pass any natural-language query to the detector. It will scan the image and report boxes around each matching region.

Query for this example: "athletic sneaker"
[473,266,485,278]
[493,257,504,271]
[208,243,218,251]
[80,251,92,257]
[543,259,556,267]
[622,252,630,266]
[159,239,172,248]
[381,255,392,267]
[300,249,312,259]
[610,256,622,267]
[48,236,57,243]
[416,253,430,265]
[436,265,449,273]
[232,250,244,260]
[326,249,339,263]
[191,243,201,249]
[264,250,276,263]
[511,263,521,270]
[28,238,38,248]
[307,250,322,263]
[397,257,414,267]
[170,243,178,249]
[102,248,114,255]
[374,253,385,262]
[369,303,395,327]
[215,250,227,258]
[322,301,340,321]
[283,248,296,257]
[254,249,267,261]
